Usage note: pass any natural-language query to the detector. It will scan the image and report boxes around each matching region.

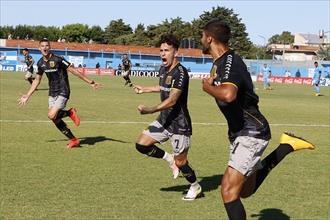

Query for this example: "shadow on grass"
[47,135,130,146]
[159,174,223,194]
[251,208,290,220]
[79,136,130,145]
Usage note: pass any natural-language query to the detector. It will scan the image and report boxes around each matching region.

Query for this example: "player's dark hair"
[314,61,318,64]
[203,19,231,44]
[39,38,50,44]
[22,48,29,52]
[160,34,180,50]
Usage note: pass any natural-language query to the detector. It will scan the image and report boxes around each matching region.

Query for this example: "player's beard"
[202,43,210,55]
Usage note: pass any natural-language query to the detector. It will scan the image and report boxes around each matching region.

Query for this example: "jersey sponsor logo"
[165,76,172,85]
[160,86,171,92]
[49,61,55,68]
[45,69,57,73]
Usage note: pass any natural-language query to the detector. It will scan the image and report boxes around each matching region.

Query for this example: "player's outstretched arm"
[133,85,160,94]
[67,66,101,89]
[138,88,181,114]
[17,74,42,106]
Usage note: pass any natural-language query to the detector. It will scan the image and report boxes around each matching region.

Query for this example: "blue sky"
[1,0,329,45]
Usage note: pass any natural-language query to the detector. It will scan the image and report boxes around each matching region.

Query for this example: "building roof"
[298,33,324,45]
[4,39,207,58]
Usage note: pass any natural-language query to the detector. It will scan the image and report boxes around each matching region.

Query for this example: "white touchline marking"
[0,120,329,127]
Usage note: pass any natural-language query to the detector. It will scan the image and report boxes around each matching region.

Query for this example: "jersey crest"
[210,64,217,77]
[165,75,172,85]
[49,61,55,68]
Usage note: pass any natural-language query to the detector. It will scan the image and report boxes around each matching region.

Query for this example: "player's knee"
[135,143,151,155]
[174,157,187,168]
[48,113,56,120]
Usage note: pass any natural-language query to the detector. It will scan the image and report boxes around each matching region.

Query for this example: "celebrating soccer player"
[18,38,101,148]
[200,19,315,219]
[133,34,202,200]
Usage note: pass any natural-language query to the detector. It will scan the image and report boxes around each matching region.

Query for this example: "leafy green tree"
[61,23,89,43]
[191,6,253,57]
[32,25,60,41]
[104,19,133,44]
[317,46,330,61]
[268,31,294,44]
[86,25,104,43]
[12,25,33,40]
[0,26,14,39]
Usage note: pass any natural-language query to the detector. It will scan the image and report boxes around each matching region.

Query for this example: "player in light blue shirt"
[312,61,322,96]
[261,64,272,90]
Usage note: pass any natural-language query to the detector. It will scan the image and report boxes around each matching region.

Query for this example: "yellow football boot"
[280,132,315,151]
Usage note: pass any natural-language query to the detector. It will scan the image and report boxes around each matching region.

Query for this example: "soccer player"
[18,38,101,148]
[133,34,202,200]
[312,61,322,96]
[121,54,133,87]
[200,20,315,220]
[261,63,272,90]
[22,48,35,85]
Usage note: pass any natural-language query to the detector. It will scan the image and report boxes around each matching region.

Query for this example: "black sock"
[224,199,246,220]
[179,162,197,184]
[53,119,75,139]
[253,144,293,193]
[127,77,131,83]
[135,143,165,158]
[56,110,71,119]
[28,77,33,84]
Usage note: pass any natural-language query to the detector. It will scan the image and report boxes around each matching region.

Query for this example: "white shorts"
[143,121,191,156]
[122,70,130,77]
[48,96,68,109]
[25,71,33,79]
[228,136,269,177]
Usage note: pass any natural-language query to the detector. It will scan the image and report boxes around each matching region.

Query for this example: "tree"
[86,25,104,43]
[268,31,294,44]
[104,19,133,44]
[12,25,33,40]
[61,23,89,43]
[191,6,253,57]
[0,26,14,39]
[317,46,330,61]
[32,25,60,41]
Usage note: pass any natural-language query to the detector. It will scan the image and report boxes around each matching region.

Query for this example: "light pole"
[258,35,266,47]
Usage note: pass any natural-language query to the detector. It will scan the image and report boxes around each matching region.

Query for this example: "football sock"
[179,163,197,184]
[135,143,165,158]
[28,77,34,84]
[253,144,293,193]
[56,110,71,119]
[162,152,173,163]
[53,119,75,139]
[224,199,246,220]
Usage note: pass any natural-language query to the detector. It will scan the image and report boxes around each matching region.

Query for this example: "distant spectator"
[295,69,301,77]
[78,64,82,68]
[95,62,100,68]
[8,34,12,40]
[83,64,86,68]
[285,70,291,77]
[312,61,322,96]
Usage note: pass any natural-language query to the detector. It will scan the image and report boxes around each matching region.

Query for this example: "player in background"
[261,63,272,90]
[18,38,101,148]
[121,54,133,87]
[22,48,35,85]
[133,34,202,201]
[312,61,322,96]
[201,19,315,220]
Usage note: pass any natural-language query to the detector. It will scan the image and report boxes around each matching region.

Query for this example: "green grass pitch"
[1,71,329,219]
